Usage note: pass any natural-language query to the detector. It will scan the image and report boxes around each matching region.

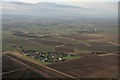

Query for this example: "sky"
[1,0,118,15]
[1,0,118,19]
[1,0,120,4]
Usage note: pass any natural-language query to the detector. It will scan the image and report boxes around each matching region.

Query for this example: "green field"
[3,31,55,52]
[2,15,118,54]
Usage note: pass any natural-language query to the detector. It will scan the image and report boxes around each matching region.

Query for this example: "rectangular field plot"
[2,55,27,72]
[48,55,118,78]
[2,55,44,78]
[2,69,43,78]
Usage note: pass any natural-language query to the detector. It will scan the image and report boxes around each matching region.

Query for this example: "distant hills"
[2,2,85,15]
[1,1,117,23]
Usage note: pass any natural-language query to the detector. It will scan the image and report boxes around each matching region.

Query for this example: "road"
[2,54,45,78]
[4,51,75,78]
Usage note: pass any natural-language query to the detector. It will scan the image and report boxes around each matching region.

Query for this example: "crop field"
[2,55,26,72]
[2,15,118,54]
[3,28,118,53]
[2,54,44,78]
[3,31,55,52]
[32,36,76,44]
[55,46,75,53]
[32,39,64,46]
[87,41,118,52]
[48,55,119,78]
[66,42,118,52]
[2,2,119,79]
[2,14,118,70]
[62,34,103,41]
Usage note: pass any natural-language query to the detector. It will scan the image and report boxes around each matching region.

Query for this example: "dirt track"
[2,51,119,79]
[4,52,75,78]
[2,55,44,78]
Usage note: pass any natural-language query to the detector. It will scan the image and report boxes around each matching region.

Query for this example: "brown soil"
[55,47,75,53]
[48,55,119,78]
[32,39,63,46]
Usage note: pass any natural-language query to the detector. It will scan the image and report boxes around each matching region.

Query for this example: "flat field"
[3,29,118,54]
[48,55,119,78]
[2,54,44,78]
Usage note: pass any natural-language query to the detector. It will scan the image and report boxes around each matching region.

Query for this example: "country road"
[4,51,75,78]
[2,54,51,78]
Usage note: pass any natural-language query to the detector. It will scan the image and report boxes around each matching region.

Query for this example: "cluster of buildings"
[78,27,107,33]
[21,49,73,63]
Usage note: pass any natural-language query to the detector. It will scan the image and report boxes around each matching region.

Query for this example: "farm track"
[108,42,120,46]
[2,54,44,78]
[5,52,75,78]
[2,68,28,75]
[3,54,51,78]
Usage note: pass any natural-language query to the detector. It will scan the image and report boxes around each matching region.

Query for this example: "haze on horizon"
[1,0,119,4]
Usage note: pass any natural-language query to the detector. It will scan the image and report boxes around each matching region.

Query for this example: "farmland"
[2,20,118,54]
[2,2,119,79]
[2,16,119,72]
[2,52,76,78]
[2,54,45,78]
[48,54,119,78]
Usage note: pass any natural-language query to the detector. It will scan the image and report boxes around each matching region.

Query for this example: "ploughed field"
[3,30,118,54]
[55,47,75,53]
[2,14,118,54]
[2,54,44,78]
[32,39,64,46]
[48,55,119,78]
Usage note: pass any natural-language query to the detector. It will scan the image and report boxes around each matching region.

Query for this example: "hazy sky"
[2,0,118,15]
[1,0,118,19]
[2,0,119,3]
